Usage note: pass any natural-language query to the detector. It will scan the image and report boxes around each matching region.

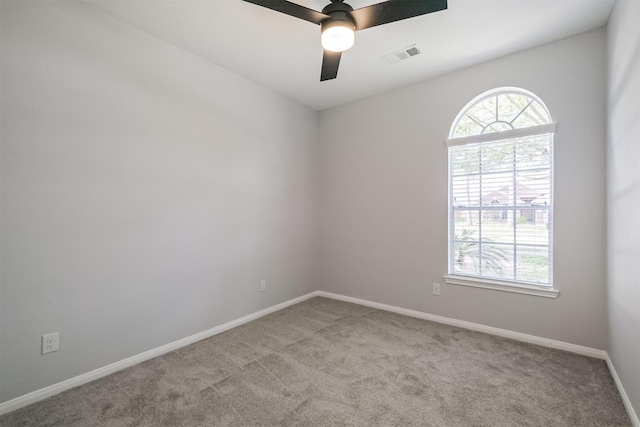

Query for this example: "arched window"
[445,88,557,297]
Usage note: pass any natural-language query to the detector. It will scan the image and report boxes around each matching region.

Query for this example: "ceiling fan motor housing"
[321,1,356,32]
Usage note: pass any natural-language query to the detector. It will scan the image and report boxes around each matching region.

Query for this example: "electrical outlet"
[433,283,441,296]
[42,332,59,354]
[260,279,266,292]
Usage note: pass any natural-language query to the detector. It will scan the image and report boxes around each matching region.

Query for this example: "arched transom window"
[451,90,551,137]
[446,88,557,297]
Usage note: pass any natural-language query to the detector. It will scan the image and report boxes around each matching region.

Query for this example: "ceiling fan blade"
[320,50,342,81]
[351,0,447,31]
[242,0,328,25]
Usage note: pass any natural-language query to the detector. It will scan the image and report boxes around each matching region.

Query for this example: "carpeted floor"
[0,297,631,426]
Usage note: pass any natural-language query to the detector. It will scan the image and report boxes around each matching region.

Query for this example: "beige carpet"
[0,297,630,426]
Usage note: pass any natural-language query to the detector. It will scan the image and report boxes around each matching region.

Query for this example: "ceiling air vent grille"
[381,44,421,64]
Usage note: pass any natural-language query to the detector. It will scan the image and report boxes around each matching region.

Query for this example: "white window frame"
[445,88,558,298]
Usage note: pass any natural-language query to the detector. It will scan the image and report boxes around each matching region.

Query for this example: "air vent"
[381,44,421,64]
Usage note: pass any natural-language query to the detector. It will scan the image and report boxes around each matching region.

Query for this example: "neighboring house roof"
[482,182,544,205]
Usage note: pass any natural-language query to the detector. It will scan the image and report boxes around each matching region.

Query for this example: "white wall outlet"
[260,279,266,292]
[42,332,59,354]
[433,283,441,296]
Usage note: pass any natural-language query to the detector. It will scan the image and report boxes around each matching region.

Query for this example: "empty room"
[1,0,638,425]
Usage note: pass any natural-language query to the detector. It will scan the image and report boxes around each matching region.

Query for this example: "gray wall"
[319,29,608,350]
[0,2,320,402]
[607,0,640,417]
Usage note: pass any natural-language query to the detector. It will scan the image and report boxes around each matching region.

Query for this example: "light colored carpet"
[0,297,630,426]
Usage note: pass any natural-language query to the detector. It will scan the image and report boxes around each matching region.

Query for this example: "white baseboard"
[316,291,607,359]
[606,354,640,427]
[3,289,637,426]
[0,292,318,416]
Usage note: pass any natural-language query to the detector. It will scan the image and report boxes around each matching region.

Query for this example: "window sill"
[443,275,559,299]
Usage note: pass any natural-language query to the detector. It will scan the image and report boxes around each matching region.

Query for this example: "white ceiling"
[89,0,615,110]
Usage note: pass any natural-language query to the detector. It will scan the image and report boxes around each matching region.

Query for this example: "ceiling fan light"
[321,20,355,52]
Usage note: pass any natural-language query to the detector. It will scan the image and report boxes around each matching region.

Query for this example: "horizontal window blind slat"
[452,206,551,211]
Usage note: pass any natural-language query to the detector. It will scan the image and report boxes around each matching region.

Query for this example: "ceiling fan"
[243,0,448,81]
